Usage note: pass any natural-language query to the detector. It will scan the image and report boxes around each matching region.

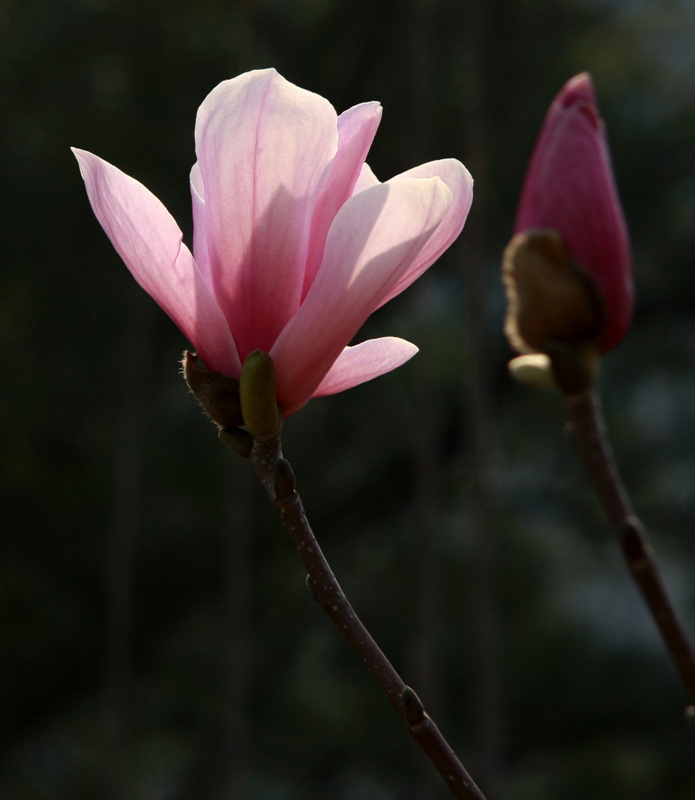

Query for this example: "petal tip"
[558,72,597,112]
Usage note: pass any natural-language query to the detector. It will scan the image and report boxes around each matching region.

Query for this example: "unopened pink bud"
[514,73,633,352]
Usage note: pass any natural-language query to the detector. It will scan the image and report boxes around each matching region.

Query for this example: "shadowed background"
[2,0,695,798]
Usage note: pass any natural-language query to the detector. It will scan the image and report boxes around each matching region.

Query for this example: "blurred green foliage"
[2,0,695,798]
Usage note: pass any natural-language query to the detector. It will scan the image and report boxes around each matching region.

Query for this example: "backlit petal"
[271,176,452,415]
[189,163,212,285]
[376,159,473,307]
[194,68,339,359]
[302,101,382,298]
[312,337,418,397]
[72,148,240,376]
[352,163,380,195]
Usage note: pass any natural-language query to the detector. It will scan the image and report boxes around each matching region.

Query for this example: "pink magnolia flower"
[73,68,472,417]
[514,72,633,352]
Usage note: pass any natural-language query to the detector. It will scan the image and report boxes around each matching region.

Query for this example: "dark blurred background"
[2,0,695,798]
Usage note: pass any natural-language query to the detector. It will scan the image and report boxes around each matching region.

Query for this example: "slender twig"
[249,430,488,800]
[562,387,695,710]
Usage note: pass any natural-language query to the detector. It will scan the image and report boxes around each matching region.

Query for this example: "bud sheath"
[240,350,280,435]
[182,350,243,428]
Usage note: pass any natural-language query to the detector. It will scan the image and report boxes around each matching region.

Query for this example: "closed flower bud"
[509,73,633,355]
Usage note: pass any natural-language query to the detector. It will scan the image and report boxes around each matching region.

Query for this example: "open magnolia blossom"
[74,68,473,417]
[507,72,633,356]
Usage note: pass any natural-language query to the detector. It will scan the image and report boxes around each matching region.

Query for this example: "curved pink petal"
[270,176,452,416]
[194,68,339,359]
[72,148,240,376]
[352,162,380,194]
[189,163,212,285]
[301,101,382,299]
[376,159,473,308]
[312,337,418,398]
[515,73,632,351]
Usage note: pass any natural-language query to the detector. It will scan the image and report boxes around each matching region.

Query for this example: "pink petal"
[312,337,418,397]
[352,163,380,194]
[376,159,473,308]
[189,163,212,285]
[194,68,339,360]
[301,101,382,299]
[270,176,452,416]
[515,73,632,351]
[72,148,240,376]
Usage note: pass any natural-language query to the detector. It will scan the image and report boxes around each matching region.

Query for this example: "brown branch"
[562,387,695,711]
[248,431,488,800]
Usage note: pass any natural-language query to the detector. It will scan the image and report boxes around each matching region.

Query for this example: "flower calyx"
[183,350,244,428]
[502,229,603,393]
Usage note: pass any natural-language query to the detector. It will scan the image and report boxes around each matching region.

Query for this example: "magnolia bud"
[182,351,243,428]
[240,350,280,435]
[513,74,633,352]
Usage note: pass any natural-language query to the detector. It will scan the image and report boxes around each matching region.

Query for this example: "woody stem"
[249,430,488,800]
[562,387,695,711]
